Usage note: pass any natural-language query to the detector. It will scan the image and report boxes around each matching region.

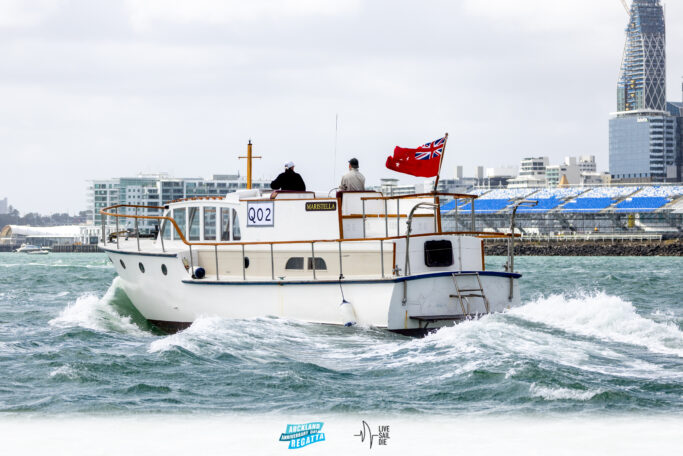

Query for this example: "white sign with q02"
[246,201,274,227]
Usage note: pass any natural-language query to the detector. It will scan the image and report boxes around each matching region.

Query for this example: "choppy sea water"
[0,253,681,416]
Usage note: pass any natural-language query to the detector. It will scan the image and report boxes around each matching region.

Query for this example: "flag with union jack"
[386,136,446,177]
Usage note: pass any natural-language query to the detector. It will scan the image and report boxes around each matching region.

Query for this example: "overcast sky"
[1,0,682,214]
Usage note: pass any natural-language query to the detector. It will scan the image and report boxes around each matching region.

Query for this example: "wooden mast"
[238,139,261,189]
[433,132,448,233]
[432,132,449,193]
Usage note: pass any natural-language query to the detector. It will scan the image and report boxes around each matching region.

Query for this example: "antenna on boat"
[333,114,339,184]
[238,139,261,189]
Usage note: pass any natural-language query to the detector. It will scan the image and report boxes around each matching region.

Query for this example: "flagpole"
[432,132,448,193]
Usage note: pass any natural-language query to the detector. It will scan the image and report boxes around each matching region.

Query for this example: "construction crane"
[619,0,631,14]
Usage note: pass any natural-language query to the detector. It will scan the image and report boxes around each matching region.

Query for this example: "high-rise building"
[617,0,666,113]
[0,197,8,215]
[88,173,270,232]
[609,0,680,182]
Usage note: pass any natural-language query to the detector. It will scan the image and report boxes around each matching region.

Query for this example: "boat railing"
[100,203,514,281]
[356,192,479,238]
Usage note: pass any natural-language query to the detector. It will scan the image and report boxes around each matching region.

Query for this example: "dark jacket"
[270,169,306,191]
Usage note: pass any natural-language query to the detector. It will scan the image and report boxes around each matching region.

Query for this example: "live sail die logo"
[279,422,326,449]
[305,201,337,211]
[354,421,390,449]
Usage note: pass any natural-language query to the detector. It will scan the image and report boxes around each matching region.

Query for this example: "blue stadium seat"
[562,198,615,213]
[460,199,511,213]
[516,197,563,213]
[614,197,669,213]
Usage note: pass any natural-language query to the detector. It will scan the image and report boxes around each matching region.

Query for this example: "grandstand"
[458,188,539,213]
[562,187,638,213]
[440,185,683,235]
[614,186,683,213]
[516,188,585,214]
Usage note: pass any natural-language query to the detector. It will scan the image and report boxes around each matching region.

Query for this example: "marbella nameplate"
[305,201,337,212]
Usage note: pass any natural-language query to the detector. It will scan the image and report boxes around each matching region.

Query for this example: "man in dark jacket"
[270,161,306,191]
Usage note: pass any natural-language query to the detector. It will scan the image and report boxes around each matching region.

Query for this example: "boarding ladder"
[450,272,490,317]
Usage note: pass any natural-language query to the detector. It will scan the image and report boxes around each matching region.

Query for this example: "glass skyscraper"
[610,0,680,182]
[617,0,666,113]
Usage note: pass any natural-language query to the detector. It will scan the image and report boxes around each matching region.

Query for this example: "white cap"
[285,161,295,169]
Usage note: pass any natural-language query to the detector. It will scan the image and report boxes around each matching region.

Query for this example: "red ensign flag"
[385,137,445,178]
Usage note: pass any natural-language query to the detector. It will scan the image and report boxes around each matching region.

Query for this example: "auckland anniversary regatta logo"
[279,422,326,449]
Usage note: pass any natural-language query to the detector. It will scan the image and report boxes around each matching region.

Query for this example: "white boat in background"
[99,188,535,336]
[15,244,44,253]
[27,249,50,255]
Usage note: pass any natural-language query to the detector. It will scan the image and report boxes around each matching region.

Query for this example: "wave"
[146,290,683,383]
[49,365,80,380]
[529,383,602,401]
[511,291,683,357]
[48,277,149,336]
[148,315,309,360]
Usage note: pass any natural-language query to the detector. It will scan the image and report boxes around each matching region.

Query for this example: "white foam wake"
[512,291,683,357]
[147,315,303,360]
[49,277,144,335]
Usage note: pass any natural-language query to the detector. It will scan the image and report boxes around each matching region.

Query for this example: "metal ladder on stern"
[450,272,490,317]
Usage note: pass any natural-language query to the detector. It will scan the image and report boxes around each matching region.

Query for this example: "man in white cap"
[340,158,365,191]
[270,161,306,191]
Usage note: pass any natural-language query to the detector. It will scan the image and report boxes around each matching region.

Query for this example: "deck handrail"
[100,203,516,281]
[100,204,515,250]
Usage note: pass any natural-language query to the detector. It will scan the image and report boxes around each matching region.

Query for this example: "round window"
[161,264,168,276]
[139,262,145,273]
[120,259,126,269]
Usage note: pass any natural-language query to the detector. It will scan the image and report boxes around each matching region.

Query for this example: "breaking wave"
[49,277,149,335]
[511,291,683,357]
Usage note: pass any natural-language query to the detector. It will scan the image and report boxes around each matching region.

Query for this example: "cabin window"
[188,207,200,241]
[173,208,186,240]
[424,240,453,267]
[204,207,216,241]
[232,209,241,241]
[285,257,304,270]
[220,208,231,241]
[308,257,327,270]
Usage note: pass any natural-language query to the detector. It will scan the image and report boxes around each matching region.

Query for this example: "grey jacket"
[340,169,365,191]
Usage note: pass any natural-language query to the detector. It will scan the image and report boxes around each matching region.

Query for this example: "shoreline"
[485,238,683,256]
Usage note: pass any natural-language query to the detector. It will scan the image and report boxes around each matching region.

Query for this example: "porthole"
[161,264,168,275]
[139,262,145,273]
[120,259,126,269]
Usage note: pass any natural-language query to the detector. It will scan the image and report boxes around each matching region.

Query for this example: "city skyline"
[1,1,683,214]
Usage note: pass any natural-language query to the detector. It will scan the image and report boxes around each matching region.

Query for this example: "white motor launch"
[98,186,525,336]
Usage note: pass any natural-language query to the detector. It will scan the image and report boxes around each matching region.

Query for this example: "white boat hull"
[106,250,522,336]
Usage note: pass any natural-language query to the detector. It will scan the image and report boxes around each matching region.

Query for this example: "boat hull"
[106,250,522,335]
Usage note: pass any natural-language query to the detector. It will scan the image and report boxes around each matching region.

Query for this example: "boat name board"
[305,201,337,212]
[247,201,274,227]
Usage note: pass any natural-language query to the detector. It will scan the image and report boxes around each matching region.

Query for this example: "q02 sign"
[247,201,274,227]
